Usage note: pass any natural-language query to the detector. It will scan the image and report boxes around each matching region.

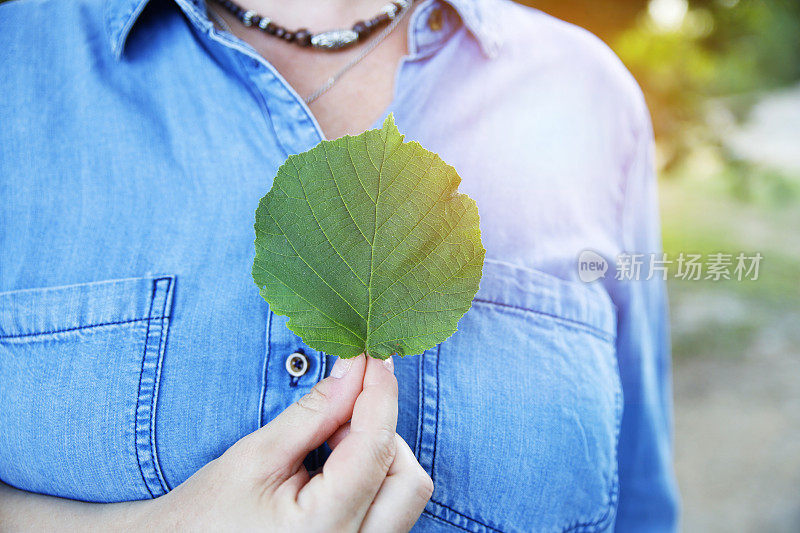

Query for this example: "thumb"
[236,354,367,483]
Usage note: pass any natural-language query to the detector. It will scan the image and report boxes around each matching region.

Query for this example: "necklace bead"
[294,29,312,47]
[352,21,369,38]
[311,29,359,50]
[242,10,255,27]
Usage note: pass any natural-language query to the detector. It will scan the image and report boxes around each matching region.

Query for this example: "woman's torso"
[0,0,646,530]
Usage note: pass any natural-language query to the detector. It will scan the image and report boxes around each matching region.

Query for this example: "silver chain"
[303,3,412,104]
[206,2,413,105]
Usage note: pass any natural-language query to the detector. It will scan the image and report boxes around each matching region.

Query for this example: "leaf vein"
[288,157,369,289]
[264,206,368,326]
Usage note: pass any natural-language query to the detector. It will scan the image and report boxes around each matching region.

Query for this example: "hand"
[152,354,433,532]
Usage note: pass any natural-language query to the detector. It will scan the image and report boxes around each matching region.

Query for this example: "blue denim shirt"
[0,0,678,530]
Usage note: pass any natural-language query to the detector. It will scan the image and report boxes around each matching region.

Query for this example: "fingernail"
[330,357,353,379]
[383,356,394,373]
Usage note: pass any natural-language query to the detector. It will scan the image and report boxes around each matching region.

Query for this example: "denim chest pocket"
[0,275,175,503]
[414,260,621,533]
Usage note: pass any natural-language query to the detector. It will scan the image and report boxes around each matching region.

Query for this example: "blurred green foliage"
[532,1,800,361]
[530,0,800,176]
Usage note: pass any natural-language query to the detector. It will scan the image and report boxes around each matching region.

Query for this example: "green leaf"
[252,114,485,359]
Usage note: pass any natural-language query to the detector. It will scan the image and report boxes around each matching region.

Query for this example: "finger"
[361,434,433,533]
[298,356,398,527]
[349,356,397,434]
[327,422,350,450]
[275,466,311,499]
[233,354,366,484]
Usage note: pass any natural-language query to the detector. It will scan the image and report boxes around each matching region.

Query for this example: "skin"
[0,355,434,531]
[1,2,433,529]
[208,0,415,139]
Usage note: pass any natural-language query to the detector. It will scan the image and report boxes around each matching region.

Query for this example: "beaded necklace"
[207,0,416,104]
[211,0,412,51]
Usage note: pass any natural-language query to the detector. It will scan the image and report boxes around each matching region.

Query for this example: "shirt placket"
[174,0,328,428]
[173,0,457,436]
[226,48,329,430]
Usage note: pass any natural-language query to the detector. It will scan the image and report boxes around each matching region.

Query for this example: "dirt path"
[725,83,800,176]
[672,295,800,532]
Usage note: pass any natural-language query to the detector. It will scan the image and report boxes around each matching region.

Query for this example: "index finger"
[297,356,398,527]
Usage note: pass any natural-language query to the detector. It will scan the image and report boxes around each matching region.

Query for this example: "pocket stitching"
[427,499,504,532]
[421,305,622,532]
[417,345,439,477]
[560,476,619,533]
[414,350,424,457]
[431,343,440,481]
[420,345,506,533]
[421,511,475,532]
[423,508,501,533]
[558,363,622,533]
[134,277,173,498]
[149,277,173,493]
[0,316,167,341]
[473,298,615,343]
[134,279,161,498]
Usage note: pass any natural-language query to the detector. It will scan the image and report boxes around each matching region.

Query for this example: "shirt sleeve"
[612,105,680,532]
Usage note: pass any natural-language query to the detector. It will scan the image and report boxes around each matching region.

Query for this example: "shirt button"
[285,352,309,377]
[427,8,443,31]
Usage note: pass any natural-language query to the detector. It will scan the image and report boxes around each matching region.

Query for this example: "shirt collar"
[105,0,152,59]
[441,0,501,57]
[106,0,501,59]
